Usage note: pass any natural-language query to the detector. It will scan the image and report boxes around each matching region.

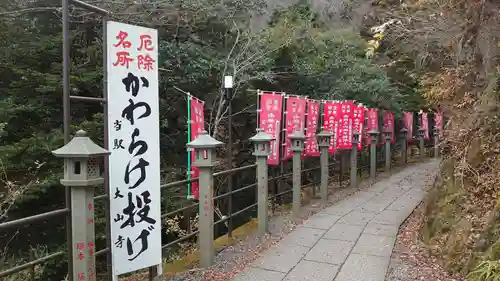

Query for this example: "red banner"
[421,112,429,140]
[383,111,395,144]
[404,112,413,142]
[336,101,354,150]
[435,111,443,135]
[284,96,307,160]
[323,101,340,154]
[190,97,204,200]
[353,105,364,150]
[304,99,320,157]
[259,93,283,166]
[366,109,378,144]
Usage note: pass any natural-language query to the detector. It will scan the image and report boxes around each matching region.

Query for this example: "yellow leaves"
[365,33,383,59]
[374,33,384,40]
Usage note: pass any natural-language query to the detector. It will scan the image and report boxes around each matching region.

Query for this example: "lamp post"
[224,75,234,237]
[187,131,223,268]
[249,129,274,237]
[350,131,360,188]
[52,130,110,281]
[317,129,333,203]
[289,130,306,217]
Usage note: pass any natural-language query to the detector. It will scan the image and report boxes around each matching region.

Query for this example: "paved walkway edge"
[231,160,440,281]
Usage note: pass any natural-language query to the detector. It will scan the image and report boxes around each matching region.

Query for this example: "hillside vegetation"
[370,0,500,279]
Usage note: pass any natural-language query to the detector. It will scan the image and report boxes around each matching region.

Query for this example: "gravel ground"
[385,199,466,281]
[160,163,413,281]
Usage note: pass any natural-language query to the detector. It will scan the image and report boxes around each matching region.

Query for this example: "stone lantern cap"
[52,130,110,158]
[368,130,379,135]
[317,130,333,138]
[400,128,408,133]
[249,128,274,143]
[187,130,223,148]
[289,130,306,140]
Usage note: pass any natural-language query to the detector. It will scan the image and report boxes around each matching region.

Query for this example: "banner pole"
[187,94,192,199]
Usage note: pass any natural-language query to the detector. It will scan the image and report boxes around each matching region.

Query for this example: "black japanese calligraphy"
[113,139,125,149]
[126,227,153,261]
[135,191,156,224]
[114,187,124,199]
[122,72,149,97]
[114,120,122,131]
[115,235,125,248]
[128,128,148,157]
[119,191,156,229]
[121,99,151,126]
[114,213,124,222]
[124,158,150,189]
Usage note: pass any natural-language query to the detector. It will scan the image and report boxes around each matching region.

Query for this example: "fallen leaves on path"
[387,202,466,281]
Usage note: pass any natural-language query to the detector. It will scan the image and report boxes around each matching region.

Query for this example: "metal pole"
[100,15,115,281]
[224,76,233,237]
[62,0,73,279]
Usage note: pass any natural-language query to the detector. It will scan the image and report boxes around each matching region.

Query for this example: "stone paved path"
[230,159,440,281]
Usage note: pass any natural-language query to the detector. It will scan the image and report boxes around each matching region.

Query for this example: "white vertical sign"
[106,21,161,276]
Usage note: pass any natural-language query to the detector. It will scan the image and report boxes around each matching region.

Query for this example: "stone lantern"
[52,130,109,187]
[186,130,223,268]
[51,129,110,281]
[317,129,332,202]
[400,128,408,164]
[350,131,360,189]
[368,130,379,180]
[249,128,274,236]
[289,130,305,217]
[383,129,392,171]
[289,130,306,152]
[187,130,222,167]
[432,127,439,157]
[418,127,425,157]
[249,128,274,157]
[316,129,332,149]
[352,131,360,145]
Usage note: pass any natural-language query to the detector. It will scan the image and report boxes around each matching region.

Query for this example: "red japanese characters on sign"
[259,93,283,166]
[404,112,414,142]
[322,101,340,154]
[353,105,364,150]
[112,30,156,71]
[190,97,204,200]
[304,100,320,157]
[77,272,85,281]
[421,112,429,140]
[88,241,95,257]
[383,111,395,144]
[336,101,354,150]
[283,96,306,160]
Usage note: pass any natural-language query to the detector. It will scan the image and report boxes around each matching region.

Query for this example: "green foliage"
[266,2,405,112]
[468,260,500,281]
